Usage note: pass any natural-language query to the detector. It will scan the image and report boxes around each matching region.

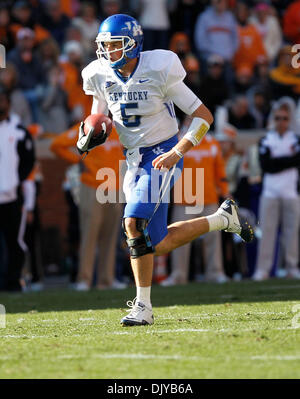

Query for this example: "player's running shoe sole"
[217,198,254,243]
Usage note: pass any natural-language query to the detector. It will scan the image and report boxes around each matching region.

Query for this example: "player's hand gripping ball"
[76,114,112,154]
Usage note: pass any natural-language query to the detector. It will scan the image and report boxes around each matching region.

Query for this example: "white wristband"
[174,148,184,158]
[184,117,210,146]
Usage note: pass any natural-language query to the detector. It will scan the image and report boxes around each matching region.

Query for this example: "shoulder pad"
[81,59,104,81]
[143,50,179,73]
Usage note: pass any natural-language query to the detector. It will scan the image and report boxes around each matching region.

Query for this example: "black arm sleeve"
[258,137,300,174]
[17,125,35,181]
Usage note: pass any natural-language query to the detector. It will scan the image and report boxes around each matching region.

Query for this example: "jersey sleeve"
[165,52,186,91]
[82,66,98,96]
[164,52,202,115]
[167,81,202,115]
[81,63,108,115]
[81,63,107,101]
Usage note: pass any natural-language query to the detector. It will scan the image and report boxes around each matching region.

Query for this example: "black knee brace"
[122,218,154,259]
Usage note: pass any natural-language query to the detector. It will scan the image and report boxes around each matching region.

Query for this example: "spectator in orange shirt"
[283,0,300,44]
[233,1,266,74]
[161,120,230,286]
[50,124,126,290]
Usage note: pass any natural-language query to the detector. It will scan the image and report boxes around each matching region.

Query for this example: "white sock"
[206,213,228,232]
[136,286,152,308]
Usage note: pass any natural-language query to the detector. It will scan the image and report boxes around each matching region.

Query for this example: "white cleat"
[252,270,269,281]
[217,199,254,243]
[72,281,90,291]
[121,298,154,326]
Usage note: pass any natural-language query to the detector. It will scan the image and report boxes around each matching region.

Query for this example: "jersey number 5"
[120,103,141,127]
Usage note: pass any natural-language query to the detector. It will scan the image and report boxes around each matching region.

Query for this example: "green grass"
[0,279,300,379]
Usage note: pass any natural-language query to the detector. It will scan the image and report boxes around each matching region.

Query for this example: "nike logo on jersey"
[105,81,116,88]
[139,79,149,83]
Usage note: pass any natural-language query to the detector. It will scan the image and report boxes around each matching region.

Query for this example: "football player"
[77,14,254,326]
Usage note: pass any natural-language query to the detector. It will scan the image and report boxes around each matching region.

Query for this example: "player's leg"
[121,217,155,326]
[155,199,254,256]
[120,138,182,326]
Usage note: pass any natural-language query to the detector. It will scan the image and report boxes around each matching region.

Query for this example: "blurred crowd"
[1,0,300,292]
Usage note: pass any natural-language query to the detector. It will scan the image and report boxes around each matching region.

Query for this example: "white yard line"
[250,355,300,361]
[158,311,288,320]
[1,351,299,362]
[56,353,300,361]
[0,325,298,340]
[58,353,195,360]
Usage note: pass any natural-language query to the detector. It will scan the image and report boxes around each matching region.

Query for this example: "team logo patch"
[152,146,165,155]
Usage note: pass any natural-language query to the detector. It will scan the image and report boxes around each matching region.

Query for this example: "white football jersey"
[81,50,201,149]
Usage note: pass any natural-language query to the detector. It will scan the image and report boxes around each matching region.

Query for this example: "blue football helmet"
[95,14,144,69]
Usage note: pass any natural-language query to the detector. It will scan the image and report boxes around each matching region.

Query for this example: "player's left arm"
[152,52,213,170]
[152,102,213,170]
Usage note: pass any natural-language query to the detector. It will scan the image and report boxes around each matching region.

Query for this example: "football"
[83,113,112,138]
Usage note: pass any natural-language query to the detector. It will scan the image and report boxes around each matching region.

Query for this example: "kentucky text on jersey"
[108,91,148,102]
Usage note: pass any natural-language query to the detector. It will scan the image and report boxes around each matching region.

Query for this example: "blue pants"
[123,136,183,247]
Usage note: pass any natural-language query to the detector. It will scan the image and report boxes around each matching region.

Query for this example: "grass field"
[0,279,300,379]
